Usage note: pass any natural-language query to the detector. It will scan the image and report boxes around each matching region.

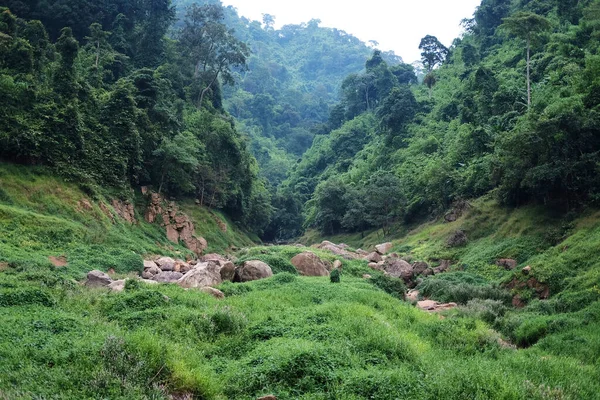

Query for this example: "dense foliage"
[0,2,271,233]
[277,0,600,238]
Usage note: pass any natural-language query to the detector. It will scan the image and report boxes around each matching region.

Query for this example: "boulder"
[108,279,126,292]
[368,262,383,271]
[152,271,183,283]
[522,265,532,275]
[412,261,429,276]
[316,241,359,259]
[199,286,225,299]
[333,260,343,270]
[178,266,222,289]
[496,259,518,270]
[258,396,277,400]
[200,253,228,263]
[447,230,468,247]
[422,268,434,277]
[156,257,176,271]
[219,261,236,281]
[85,270,112,287]
[140,279,159,285]
[143,260,159,270]
[290,252,330,277]
[384,259,413,283]
[364,252,383,263]
[142,263,161,279]
[362,274,372,279]
[417,300,457,312]
[375,242,393,255]
[406,289,420,302]
[355,249,369,256]
[236,260,273,282]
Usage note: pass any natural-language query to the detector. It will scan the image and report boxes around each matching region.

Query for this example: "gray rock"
[384,259,413,282]
[152,271,183,283]
[199,286,225,299]
[375,242,393,255]
[412,261,429,276]
[177,267,222,289]
[85,270,112,287]
[108,279,126,292]
[364,252,383,263]
[156,256,176,271]
[219,261,236,281]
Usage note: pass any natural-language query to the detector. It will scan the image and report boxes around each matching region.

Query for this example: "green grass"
[1,163,600,398]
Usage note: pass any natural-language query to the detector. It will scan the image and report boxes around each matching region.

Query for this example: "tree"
[180,4,250,107]
[153,131,203,194]
[500,12,551,108]
[377,86,418,134]
[419,35,448,72]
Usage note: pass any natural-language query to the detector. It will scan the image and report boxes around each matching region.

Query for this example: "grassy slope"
[0,162,256,278]
[1,164,600,398]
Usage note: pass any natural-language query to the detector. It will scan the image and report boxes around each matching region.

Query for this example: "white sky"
[221,0,482,63]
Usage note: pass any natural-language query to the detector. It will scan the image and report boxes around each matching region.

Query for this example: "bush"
[0,288,55,307]
[417,272,511,305]
[370,274,406,300]
[458,299,507,324]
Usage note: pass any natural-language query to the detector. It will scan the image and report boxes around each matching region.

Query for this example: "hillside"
[2,0,600,398]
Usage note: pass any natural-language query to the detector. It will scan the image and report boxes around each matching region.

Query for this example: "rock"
[338,243,349,249]
[362,274,372,279]
[140,279,159,285]
[144,260,159,270]
[152,271,183,283]
[85,270,112,287]
[219,261,236,281]
[522,265,532,275]
[417,300,457,312]
[200,253,228,263]
[375,242,393,255]
[364,252,383,263]
[178,262,192,274]
[142,262,161,279]
[333,260,343,270]
[236,260,273,282]
[290,252,330,277]
[406,289,420,302]
[317,242,358,259]
[108,279,126,292]
[355,249,369,256]
[156,257,176,271]
[496,259,518,270]
[447,230,468,247]
[434,260,451,274]
[512,294,525,308]
[422,268,434,277]
[178,265,222,289]
[384,259,413,283]
[199,286,225,299]
[111,199,135,224]
[412,261,429,276]
[368,262,383,271]
[258,396,277,400]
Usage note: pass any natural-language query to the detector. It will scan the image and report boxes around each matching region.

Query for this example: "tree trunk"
[199,69,221,107]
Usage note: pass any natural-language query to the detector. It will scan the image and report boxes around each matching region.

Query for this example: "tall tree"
[500,11,551,108]
[419,35,448,72]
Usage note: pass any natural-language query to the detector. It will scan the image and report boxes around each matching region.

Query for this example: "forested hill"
[172,0,403,185]
[267,0,600,241]
[0,0,272,234]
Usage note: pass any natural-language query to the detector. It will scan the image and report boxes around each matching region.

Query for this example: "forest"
[2,0,600,398]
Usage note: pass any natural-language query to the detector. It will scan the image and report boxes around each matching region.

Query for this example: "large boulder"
[219,261,236,281]
[156,257,176,271]
[364,252,383,263]
[384,259,413,283]
[412,261,429,276]
[200,253,228,263]
[236,260,273,282]
[86,270,112,287]
[142,261,162,279]
[108,279,126,292]
[178,266,222,289]
[316,241,359,260]
[375,242,393,255]
[152,271,183,283]
[290,252,330,277]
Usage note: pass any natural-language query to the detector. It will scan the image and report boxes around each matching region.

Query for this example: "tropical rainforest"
[1,0,600,398]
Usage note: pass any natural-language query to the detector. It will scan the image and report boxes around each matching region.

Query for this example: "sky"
[220,0,482,63]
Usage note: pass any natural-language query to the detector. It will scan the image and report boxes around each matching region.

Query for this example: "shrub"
[417,272,511,305]
[458,299,507,324]
[0,288,55,307]
[370,274,406,300]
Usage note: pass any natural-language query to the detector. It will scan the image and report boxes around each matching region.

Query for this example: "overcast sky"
[220,0,482,63]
